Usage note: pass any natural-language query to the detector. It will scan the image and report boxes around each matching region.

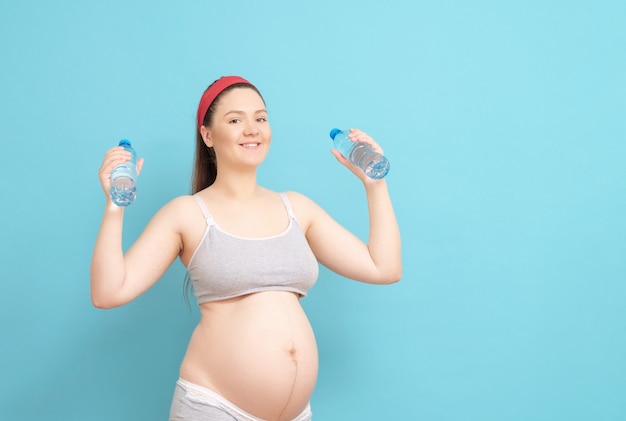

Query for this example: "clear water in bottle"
[110,177,136,206]
[329,128,390,179]
[348,142,390,179]
[110,139,137,206]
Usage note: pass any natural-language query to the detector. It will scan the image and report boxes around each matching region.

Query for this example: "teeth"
[242,143,259,147]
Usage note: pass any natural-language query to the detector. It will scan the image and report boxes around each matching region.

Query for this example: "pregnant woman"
[90,76,402,421]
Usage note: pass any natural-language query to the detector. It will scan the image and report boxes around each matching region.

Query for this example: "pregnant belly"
[180,292,318,421]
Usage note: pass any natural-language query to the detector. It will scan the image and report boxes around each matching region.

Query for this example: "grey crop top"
[186,193,319,303]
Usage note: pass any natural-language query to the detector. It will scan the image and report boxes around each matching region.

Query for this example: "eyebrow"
[224,109,267,116]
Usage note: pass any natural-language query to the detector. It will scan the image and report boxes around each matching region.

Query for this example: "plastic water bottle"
[110,139,137,206]
[329,128,390,179]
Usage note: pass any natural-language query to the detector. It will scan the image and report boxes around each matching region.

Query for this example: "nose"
[243,119,260,136]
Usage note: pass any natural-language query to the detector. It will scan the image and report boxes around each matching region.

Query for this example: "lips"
[240,143,261,148]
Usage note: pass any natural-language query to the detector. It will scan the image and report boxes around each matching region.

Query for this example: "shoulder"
[284,190,316,208]
[283,191,326,227]
[151,195,201,226]
[159,194,198,212]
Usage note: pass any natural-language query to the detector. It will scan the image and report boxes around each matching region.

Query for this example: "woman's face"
[203,87,271,170]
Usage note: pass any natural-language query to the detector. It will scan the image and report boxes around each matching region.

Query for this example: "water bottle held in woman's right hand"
[329,128,390,179]
[110,139,137,206]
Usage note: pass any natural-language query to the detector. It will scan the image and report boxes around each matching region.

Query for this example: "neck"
[211,167,261,200]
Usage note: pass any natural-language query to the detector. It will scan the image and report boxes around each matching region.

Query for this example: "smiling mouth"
[240,143,261,148]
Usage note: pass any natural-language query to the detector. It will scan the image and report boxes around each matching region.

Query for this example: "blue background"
[1,1,625,420]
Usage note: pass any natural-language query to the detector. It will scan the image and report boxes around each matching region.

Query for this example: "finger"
[331,150,370,182]
[348,128,372,142]
[101,148,131,168]
[330,149,348,163]
[136,158,144,176]
[98,148,133,185]
[99,155,130,178]
[348,129,384,154]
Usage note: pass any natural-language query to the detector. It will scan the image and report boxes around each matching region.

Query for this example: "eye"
[229,118,241,124]
[257,116,268,122]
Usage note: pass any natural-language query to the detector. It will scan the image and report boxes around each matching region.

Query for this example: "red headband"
[196,76,254,130]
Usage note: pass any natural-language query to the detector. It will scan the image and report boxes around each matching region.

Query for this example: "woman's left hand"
[330,128,384,183]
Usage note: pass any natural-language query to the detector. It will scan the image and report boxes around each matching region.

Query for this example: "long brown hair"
[191,81,265,193]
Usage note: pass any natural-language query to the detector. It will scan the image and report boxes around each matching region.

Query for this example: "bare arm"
[296,129,402,284]
[90,147,181,308]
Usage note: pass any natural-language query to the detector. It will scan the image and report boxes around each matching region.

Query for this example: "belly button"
[288,347,298,361]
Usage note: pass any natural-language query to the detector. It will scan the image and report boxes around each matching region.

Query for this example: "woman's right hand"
[98,146,144,202]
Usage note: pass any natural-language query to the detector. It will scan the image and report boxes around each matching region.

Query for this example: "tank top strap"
[279,192,296,221]
[193,195,216,226]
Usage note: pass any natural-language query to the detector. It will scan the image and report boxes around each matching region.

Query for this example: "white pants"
[169,378,313,421]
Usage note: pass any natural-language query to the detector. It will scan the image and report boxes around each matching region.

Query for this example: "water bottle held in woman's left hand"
[330,128,390,179]
[110,139,137,206]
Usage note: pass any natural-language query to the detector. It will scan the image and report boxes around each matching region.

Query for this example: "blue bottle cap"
[118,139,132,147]
[329,128,341,140]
